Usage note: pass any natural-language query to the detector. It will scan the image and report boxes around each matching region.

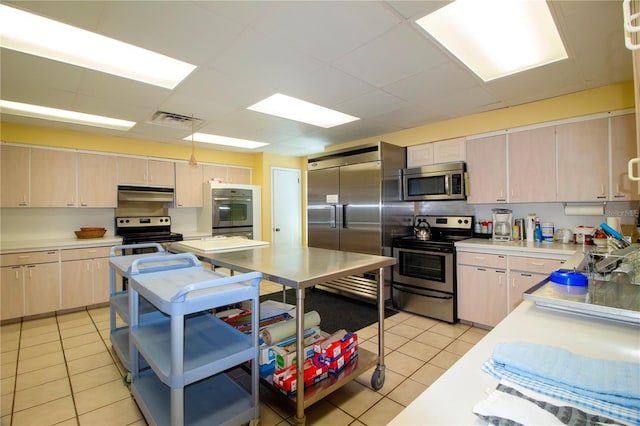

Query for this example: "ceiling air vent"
[147,111,203,129]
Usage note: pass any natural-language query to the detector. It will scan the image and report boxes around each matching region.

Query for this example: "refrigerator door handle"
[342,204,348,228]
[330,205,337,228]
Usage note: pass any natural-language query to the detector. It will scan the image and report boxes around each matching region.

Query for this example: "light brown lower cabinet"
[61,247,112,309]
[457,251,567,327]
[1,250,60,320]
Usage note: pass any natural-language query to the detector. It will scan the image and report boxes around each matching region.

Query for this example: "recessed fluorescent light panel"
[247,93,359,128]
[184,133,269,150]
[0,4,196,89]
[416,0,568,81]
[0,100,135,131]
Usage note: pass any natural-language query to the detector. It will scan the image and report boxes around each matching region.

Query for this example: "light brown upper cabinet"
[31,148,76,207]
[508,127,556,203]
[175,162,204,207]
[556,118,609,202]
[1,145,30,207]
[610,113,638,200]
[118,157,175,187]
[78,153,117,207]
[202,164,251,185]
[466,134,507,204]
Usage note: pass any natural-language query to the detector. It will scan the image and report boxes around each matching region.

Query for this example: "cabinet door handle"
[531,262,544,266]
[18,255,30,259]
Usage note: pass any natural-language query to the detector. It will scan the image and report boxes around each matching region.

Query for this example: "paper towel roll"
[563,204,604,216]
[606,217,622,234]
[260,310,321,345]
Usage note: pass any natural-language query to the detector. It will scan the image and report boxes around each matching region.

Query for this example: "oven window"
[399,251,446,283]
[407,175,446,197]
[218,203,248,222]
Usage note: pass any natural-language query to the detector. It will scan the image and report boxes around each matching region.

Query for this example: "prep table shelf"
[128,253,262,426]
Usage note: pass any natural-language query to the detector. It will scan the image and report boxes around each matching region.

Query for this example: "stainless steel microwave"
[402,162,467,201]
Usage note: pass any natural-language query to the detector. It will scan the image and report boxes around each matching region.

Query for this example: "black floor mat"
[260,288,397,334]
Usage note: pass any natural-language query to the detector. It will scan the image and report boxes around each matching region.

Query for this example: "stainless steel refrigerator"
[307,142,413,300]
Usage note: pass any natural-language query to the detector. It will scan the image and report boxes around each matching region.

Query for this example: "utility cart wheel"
[248,418,260,426]
[122,372,132,388]
[371,366,385,390]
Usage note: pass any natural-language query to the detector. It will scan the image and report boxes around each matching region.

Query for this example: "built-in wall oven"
[392,215,473,323]
[211,187,253,238]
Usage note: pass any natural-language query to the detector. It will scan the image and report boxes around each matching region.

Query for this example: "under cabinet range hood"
[117,185,175,203]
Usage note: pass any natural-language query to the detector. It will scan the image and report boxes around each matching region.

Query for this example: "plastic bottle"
[541,222,554,241]
[534,219,542,242]
[474,220,482,234]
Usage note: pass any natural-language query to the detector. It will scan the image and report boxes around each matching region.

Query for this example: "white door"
[271,167,301,246]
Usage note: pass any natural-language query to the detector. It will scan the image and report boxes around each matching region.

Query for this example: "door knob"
[274,228,280,232]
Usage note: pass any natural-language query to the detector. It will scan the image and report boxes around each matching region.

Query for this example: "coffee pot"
[492,208,513,241]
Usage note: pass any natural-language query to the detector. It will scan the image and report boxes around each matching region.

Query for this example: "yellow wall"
[332,81,635,150]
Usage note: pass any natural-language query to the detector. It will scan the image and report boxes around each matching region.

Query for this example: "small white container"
[541,222,554,241]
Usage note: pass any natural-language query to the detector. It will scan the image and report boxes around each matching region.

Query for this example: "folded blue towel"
[491,342,640,410]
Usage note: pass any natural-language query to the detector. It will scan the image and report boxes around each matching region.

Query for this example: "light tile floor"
[1,280,488,426]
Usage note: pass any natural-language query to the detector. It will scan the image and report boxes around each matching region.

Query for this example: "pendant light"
[188,114,198,167]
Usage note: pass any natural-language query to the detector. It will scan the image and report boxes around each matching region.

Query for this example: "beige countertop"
[0,236,124,253]
[456,238,580,257]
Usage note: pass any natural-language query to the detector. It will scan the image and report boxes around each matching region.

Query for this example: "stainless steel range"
[392,215,474,323]
[115,216,183,247]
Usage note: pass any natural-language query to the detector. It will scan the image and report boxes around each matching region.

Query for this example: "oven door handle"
[392,284,453,299]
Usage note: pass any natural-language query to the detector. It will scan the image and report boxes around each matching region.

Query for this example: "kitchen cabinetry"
[406,138,465,168]
[457,252,507,327]
[31,148,76,207]
[406,144,433,168]
[556,118,609,202]
[508,256,566,312]
[457,250,568,327]
[78,153,117,207]
[466,134,507,204]
[117,157,175,187]
[508,127,556,202]
[610,113,638,200]
[61,246,112,309]
[203,164,251,184]
[175,162,203,207]
[0,251,59,320]
[128,255,261,426]
[1,145,30,207]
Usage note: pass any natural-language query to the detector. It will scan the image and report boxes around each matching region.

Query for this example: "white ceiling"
[0,1,633,157]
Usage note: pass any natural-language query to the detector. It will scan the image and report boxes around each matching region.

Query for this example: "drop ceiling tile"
[76,71,171,110]
[276,65,374,108]
[383,62,480,104]
[95,1,244,65]
[0,50,84,94]
[332,22,448,87]
[209,28,324,90]
[384,1,449,20]
[247,1,402,63]
[334,89,408,119]
[2,1,107,31]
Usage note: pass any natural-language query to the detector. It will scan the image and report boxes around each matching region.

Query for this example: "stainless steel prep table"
[170,244,396,425]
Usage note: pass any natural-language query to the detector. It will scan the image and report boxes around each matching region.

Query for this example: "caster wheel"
[371,366,385,390]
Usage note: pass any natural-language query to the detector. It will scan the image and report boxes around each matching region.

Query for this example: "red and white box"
[272,358,328,396]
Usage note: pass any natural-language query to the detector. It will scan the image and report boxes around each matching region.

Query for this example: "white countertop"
[0,231,211,254]
[389,300,640,425]
[0,236,123,253]
[456,238,579,257]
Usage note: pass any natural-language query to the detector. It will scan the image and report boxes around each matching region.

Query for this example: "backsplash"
[416,201,639,234]
[0,207,199,242]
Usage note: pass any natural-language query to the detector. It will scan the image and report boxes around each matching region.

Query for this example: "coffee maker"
[492,208,513,241]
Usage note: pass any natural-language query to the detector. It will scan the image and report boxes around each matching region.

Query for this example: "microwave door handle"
[445,174,451,195]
